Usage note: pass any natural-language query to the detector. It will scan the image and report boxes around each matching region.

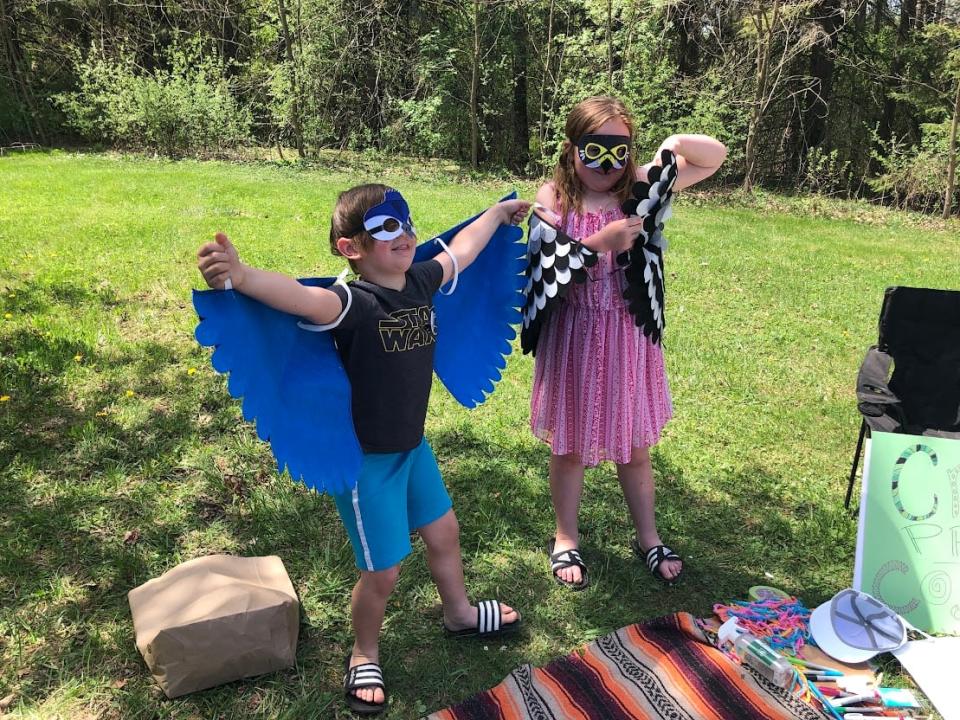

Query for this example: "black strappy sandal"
[443,599,522,638]
[343,654,387,715]
[631,537,683,586]
[548,537,590,591]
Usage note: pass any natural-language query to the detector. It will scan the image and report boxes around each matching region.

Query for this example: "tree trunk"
[470,0,480,169]
[873,0,886,33]
[606,0,613,88]
[803,0,842,152]
[361,1,386,150]
[943,74,960,220]
[220,1,240,73]
[743,0,781,192]
[671,2,701,76]
[276,0,304,156]
[877,0,915,160]
[0,0,45,143]
[854,0,867,31]
[511,2,529,174]
[538,0,555,173]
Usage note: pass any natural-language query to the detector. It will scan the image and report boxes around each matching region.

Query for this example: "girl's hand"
[653,136,683,164]
[588,216,646,253]
[646,134,727,191]
[496,199,532,226]
[197,232,246,290]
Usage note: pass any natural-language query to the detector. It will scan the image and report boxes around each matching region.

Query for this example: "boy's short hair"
[329,183,392,271]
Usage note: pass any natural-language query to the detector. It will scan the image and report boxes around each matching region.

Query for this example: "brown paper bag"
[128,554,299,698]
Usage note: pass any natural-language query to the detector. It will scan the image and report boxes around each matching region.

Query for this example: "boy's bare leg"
[418,509,518,630]
[349,565,400,705]
[549,452,586,585]
[616,446,681,581]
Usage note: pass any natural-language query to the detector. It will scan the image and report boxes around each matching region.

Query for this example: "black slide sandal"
[548,537,590,591]
[343,654,387,715]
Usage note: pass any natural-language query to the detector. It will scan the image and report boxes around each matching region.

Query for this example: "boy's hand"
[497,199,532,226]
[197,232,245,290]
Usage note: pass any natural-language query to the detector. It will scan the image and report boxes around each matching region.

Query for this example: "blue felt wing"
[414,192,526,408]
[193,278,361,495]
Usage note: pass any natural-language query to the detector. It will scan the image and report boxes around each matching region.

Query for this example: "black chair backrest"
[878,286,960,433]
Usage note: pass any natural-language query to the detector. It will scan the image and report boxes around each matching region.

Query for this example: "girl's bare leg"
[616,446,681,581]
[549,452,586,584]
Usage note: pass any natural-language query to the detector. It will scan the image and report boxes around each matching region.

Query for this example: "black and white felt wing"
[520,210,598,355]
[618,148,680,345]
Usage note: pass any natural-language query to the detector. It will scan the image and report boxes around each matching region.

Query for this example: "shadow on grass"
[393,424,857,716]
[0,301,857,717]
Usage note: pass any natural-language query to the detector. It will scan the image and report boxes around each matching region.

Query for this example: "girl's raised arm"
[641,134,727,192]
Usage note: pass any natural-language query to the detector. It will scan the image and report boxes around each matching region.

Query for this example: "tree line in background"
[1,0,959,217]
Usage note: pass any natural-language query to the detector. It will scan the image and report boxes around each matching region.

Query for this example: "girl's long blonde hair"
[552,96,638,217]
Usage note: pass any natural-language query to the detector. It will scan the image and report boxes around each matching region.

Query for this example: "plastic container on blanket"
[734,634,795,689]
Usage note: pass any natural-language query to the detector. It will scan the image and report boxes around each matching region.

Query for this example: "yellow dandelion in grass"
[96,409,109,417]
[0,395,10,402]
[3,313,11,320]
[74,354,83,362]
[187,367,197,376]
[125,389,135,398]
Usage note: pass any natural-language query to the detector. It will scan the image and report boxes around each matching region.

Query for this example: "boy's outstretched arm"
[434,199,531,286]
[643,134,727,192]
[197,232,343,325]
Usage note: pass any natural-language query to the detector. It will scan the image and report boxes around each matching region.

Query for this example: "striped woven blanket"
[428,613,822,720]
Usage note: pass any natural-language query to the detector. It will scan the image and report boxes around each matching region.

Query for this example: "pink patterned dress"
[529,207,673,466]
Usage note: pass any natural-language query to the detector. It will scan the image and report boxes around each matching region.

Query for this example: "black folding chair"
[845,286,960,509]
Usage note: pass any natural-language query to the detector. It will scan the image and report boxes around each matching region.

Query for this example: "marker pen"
[787,656,837,673]
[831,693,880,707]
[836,706,883,714]
[801,667,844,677]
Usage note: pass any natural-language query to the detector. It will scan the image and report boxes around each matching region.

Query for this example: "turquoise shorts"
[332,437,452,572]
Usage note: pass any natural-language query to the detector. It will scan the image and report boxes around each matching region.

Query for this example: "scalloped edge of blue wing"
[414,192,526,408]
[193,278,362,495]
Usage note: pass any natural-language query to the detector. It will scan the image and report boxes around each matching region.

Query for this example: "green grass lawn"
[1,151,958,719]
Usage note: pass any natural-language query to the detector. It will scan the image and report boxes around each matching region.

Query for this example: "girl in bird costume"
[195,184,529,715]
[520,96,727,591]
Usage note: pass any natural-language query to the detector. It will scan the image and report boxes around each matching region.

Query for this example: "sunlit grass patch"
[1,151,957,718]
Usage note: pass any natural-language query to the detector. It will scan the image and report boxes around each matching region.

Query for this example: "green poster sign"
[853,431,960,634]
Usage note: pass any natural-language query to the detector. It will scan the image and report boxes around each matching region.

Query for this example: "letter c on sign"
[872,560,920,615]
[892,444,939,522]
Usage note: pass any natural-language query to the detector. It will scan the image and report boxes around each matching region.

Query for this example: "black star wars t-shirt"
[330,260,444,453]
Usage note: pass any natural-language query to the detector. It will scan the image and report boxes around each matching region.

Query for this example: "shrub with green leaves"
[869,122,956,213]
[55,44,251,157]
[802,148,855,197]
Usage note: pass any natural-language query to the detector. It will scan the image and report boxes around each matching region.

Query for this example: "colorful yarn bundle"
[713,595,813,653]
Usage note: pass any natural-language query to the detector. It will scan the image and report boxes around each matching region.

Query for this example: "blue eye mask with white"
[360,189,416,241]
